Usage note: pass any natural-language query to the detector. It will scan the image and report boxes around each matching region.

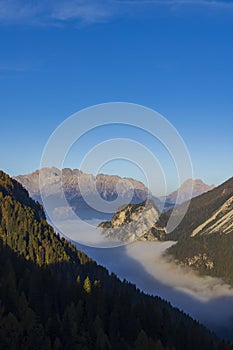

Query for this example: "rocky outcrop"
[182,254,214,271]
[98,200,166,242]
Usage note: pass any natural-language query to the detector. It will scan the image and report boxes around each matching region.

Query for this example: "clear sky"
[0,0,233,195]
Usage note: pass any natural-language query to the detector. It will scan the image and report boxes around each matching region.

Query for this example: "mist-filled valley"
[69,221,233,341]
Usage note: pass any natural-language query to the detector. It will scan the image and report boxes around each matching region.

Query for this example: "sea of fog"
[57,219,233,340]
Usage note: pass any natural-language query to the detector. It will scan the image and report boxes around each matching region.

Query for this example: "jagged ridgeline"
[0,171,232,350]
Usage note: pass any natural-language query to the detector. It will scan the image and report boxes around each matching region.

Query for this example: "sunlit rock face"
[98,200,166,242]
[191,195,233,237]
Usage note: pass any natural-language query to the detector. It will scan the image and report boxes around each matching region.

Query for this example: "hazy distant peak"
[167,178,215,205]
[182,178,214,187]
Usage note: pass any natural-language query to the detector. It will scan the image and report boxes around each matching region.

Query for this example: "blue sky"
[0,0,233,194]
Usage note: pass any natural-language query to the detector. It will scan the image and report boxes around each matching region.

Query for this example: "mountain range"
[0,170,229,349]
[14,168,214,220]
[15,167,150,221]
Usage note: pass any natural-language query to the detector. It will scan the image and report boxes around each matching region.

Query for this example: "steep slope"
[159,178,233,285]
[168,194,233,285]
[190,196,233,237]
[0,170,92,266]
[160,177,233,241]
[1,170,227,350]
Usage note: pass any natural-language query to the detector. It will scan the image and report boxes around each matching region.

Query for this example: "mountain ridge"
[15,167,151,220]
[15,167,150,201]
[15,168,214,220]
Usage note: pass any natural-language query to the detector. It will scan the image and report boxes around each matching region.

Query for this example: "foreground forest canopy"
[0,171,232,350]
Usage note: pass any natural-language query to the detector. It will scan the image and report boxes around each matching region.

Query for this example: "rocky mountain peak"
[166,178,215,205]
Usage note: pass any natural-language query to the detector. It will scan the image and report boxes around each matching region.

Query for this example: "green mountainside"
[0,170,231,350]
[161,177,233,241]
[163,178,233,285]
[168,232,233,284]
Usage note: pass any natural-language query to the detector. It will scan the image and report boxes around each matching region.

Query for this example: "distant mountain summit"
[164,178,215,207]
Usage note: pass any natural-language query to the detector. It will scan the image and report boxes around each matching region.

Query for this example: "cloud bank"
[0,0,232,25]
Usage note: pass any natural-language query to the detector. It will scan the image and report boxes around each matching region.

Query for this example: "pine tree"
[83,276,92,294]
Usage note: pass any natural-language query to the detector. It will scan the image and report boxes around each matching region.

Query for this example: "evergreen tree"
[83,276,92,294]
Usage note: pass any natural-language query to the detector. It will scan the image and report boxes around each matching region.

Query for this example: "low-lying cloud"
[125,242,233,302]
[78,237,233,340]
